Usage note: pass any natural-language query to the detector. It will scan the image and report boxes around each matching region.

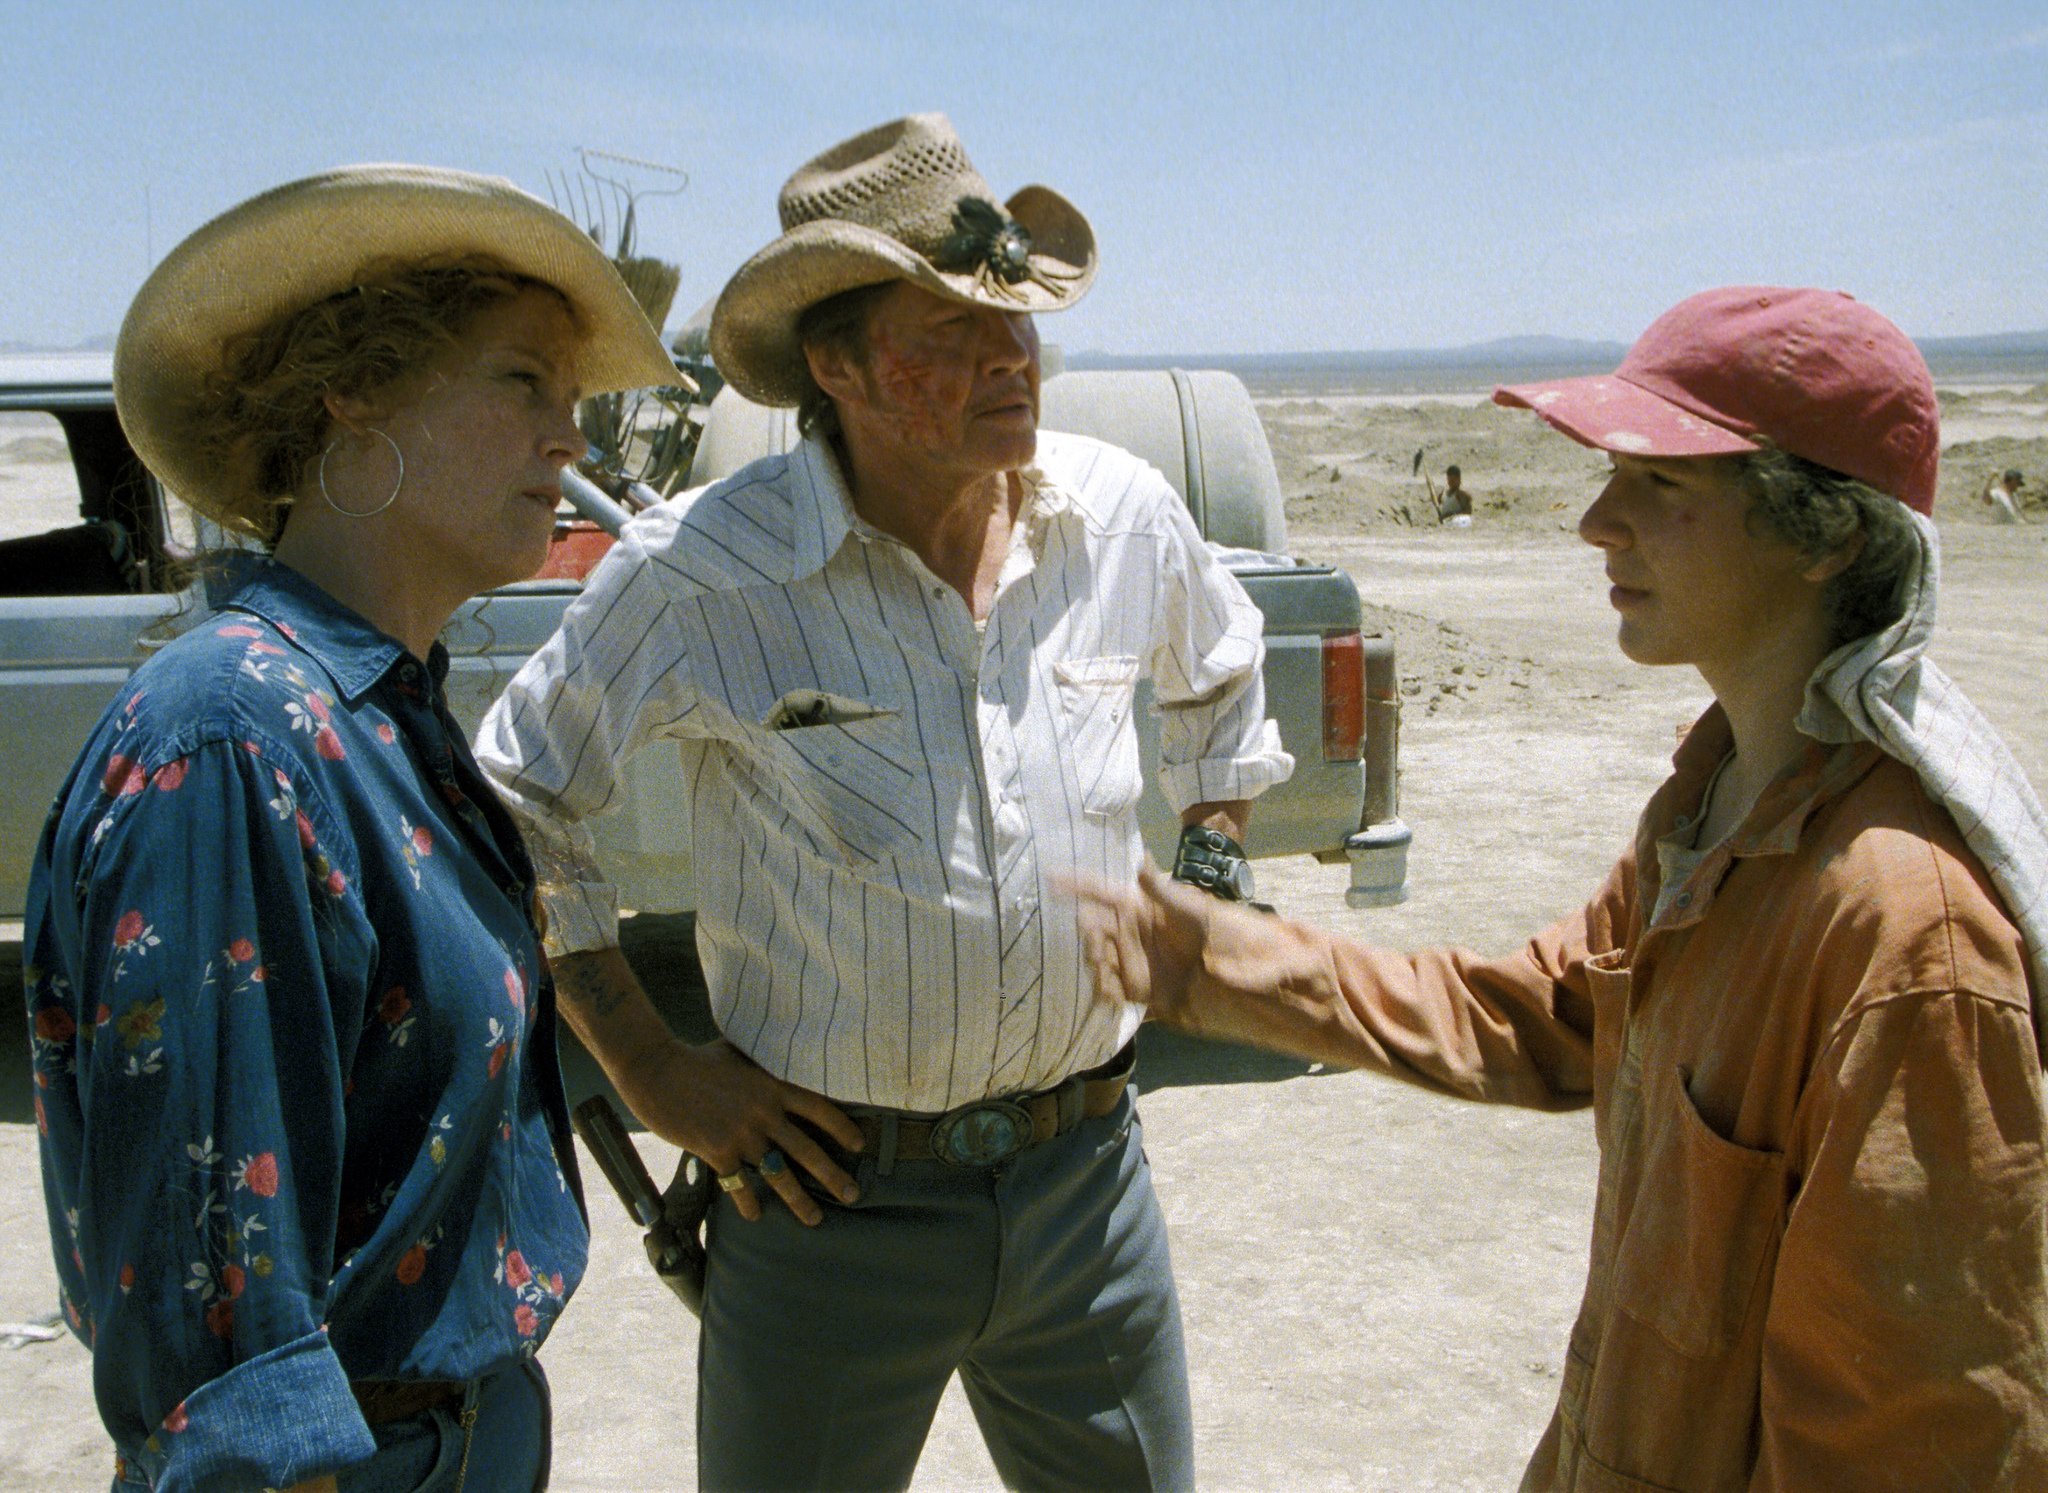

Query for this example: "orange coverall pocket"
[1611,1064,1788,1358]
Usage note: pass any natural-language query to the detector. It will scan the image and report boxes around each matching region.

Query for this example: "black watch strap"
[1171,824,1267,909]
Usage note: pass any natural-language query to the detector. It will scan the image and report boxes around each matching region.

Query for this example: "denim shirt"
[25,556,587,1492]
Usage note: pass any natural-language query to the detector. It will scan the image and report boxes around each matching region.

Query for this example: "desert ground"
[3,376,2045,1490]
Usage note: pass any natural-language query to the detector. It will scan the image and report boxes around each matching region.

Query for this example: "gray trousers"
[696,1092,1192,1492]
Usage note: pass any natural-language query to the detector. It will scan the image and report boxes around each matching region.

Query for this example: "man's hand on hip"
[550,948,864,1225]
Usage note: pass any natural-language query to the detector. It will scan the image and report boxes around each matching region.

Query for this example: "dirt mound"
[1269,383,2048,537]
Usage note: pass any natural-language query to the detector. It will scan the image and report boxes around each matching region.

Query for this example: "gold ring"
[716,1171,747,1193]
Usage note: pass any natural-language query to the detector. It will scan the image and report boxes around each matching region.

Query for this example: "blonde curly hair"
[191,256,565,542]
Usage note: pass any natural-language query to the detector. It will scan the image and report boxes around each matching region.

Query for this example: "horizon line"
[8,328,2048,365]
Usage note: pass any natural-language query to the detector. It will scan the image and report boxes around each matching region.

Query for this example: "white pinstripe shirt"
[477,431,1292,1111]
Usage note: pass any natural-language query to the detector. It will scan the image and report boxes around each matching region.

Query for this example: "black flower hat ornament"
[938,197,1040,295]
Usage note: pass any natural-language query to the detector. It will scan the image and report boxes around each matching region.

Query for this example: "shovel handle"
[571,1095,665,1228]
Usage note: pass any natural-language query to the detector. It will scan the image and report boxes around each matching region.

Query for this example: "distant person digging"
[1437,463,1474,525]
[1411,450,1474,525]
[1982,467,2026,524]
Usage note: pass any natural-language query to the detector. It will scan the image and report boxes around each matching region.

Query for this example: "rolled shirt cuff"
[1159,724,1295,813]
[150,1328,375,1492]
[535,878,624,958]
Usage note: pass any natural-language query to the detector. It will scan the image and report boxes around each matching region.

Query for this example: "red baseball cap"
[1494,286,1940,513]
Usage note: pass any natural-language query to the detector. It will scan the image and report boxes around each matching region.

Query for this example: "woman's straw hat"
[709,114,1096,407]
[114,162,681,521]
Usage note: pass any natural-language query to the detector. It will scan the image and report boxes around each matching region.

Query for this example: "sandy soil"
[3,379,2044,1490]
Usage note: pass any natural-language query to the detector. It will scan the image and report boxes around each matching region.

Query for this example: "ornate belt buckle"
[929,1099,1034,1167]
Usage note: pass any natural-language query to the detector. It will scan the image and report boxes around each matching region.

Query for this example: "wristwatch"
[1171,824,1260,904]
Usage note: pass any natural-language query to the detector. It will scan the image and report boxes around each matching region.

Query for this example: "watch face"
[1176,844,1254,900]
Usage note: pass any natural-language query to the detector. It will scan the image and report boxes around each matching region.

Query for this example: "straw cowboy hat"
[709,114,1097,407]
[115,163,681,529]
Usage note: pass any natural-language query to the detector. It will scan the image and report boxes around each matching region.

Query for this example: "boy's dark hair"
[1742,447,1919,647]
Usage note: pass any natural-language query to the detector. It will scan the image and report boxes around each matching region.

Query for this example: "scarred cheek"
[868,346,953,443]
[870,350,938,400]
[867,329,942,394]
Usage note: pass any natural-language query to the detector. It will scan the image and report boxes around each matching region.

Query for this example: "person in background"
[477,114,1292,1491]
[1076,286,2048,1489]
[26,165,678,1492]
[1437,462,1473,523]
[1983,466,2026,523]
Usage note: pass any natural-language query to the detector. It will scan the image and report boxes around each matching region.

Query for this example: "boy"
[1079,287,2048,1489]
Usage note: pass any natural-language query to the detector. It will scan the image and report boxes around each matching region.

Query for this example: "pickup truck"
[0,353,1407,924]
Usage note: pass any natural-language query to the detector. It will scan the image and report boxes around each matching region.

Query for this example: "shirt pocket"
[746,709,918,873]
[1052,654,1143,819]
[1611,1064,1787,1358]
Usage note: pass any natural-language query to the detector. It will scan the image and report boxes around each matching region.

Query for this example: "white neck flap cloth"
[1799,508,2048,1062]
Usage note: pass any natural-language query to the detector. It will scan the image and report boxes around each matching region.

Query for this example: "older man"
[478,114,1291,1490]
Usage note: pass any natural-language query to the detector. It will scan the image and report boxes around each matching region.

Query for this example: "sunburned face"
[1577,453,1834,687]
[371,285,589,598]
[822,280,1041,481]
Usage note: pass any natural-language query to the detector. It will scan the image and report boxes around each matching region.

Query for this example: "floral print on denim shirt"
[25,555,586,1492]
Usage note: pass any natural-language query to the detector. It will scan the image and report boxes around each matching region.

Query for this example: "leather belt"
[351,1378,467,1426]
[852,1043,1135,1169]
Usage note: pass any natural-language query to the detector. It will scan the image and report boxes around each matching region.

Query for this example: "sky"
[5,0,2044,357]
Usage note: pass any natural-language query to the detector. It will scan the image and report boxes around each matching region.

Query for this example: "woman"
[25,165,677,1492]
[1078,287,2048,1488]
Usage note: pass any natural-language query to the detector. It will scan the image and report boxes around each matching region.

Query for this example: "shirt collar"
[783,434,1082,582]
[207,551,431,703]
[1638,703,1885,927]
[1013,454,1080,530]
[785,436,858,581]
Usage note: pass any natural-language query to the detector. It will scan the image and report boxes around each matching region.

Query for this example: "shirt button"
[1675,892,1692,908]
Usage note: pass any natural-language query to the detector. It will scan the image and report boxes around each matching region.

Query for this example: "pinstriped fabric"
[478,431,1292,1111]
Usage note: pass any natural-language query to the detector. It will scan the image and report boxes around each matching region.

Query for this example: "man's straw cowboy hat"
[710,114,1097,407]
[116,163,680,529]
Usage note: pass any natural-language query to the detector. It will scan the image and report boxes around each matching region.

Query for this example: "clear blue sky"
[6,0,2043,355]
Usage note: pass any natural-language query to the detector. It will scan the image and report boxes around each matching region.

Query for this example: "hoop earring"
[318,428,405,518]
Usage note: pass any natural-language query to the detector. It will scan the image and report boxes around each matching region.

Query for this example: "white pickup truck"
[0,354,1407,922]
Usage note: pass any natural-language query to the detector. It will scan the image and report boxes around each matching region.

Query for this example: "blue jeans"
[697,1092,1193,1492]
[336,1359,552,1493]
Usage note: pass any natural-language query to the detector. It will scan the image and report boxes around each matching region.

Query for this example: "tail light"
[533,519,616,582]
[1322,631,1364,761]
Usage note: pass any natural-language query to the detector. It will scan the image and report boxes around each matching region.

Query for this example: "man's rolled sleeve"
[1156,718,1292,811]
[156,1331,374,1492]
[1150,511,1294,813]
[476,525,699,956]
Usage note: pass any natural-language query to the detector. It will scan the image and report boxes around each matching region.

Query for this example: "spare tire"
[688,368,1286,555]
[1039,369,1285,553]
